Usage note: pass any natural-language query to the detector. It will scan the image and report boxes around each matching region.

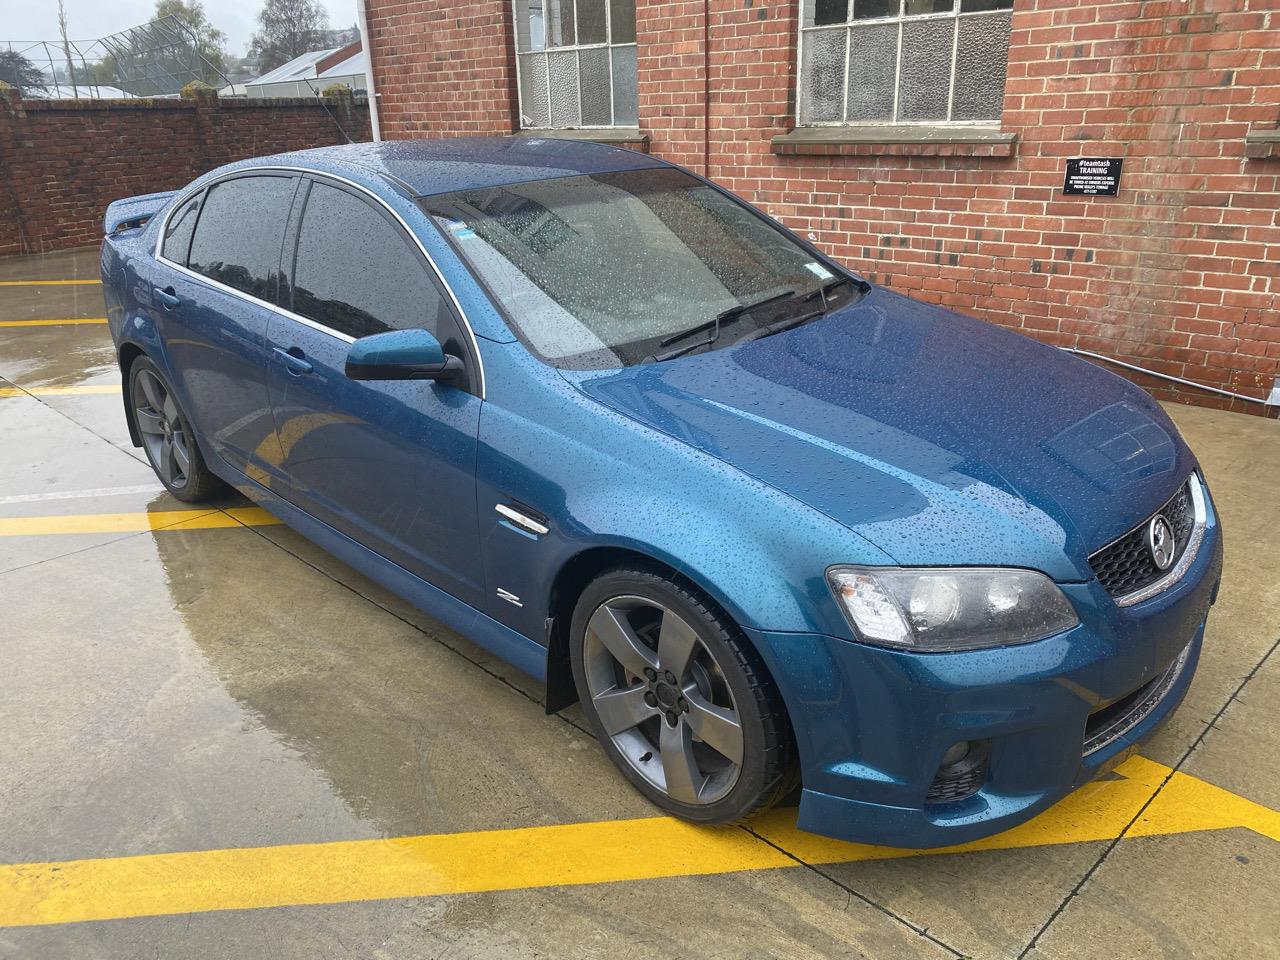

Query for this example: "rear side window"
[161,191,202,266]
[290,181,451,340]
[188,176,295,301]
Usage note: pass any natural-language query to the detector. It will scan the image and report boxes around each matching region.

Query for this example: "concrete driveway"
[1,247,1277,959]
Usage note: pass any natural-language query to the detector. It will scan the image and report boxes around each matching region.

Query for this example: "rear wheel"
[128,357,224,503]
[570,567,796,824]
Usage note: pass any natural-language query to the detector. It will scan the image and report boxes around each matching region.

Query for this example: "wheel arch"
[117,340,149,447]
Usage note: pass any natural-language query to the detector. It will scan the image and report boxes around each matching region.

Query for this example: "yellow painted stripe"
[0,756,1276,928]
[0,317,108,327]
[0,506,281,537]
[0,384,121,398]
[0,279,100,286]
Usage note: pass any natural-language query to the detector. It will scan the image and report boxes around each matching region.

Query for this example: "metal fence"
[0,15,229,99]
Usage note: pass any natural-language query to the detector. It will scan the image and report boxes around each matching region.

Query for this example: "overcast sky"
[6,0,359,58]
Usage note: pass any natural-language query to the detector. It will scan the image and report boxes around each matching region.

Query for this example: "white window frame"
[512,0,639,129]
[796,0,1013,127]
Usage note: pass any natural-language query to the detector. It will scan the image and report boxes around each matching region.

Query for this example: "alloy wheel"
[583,596,744,805]
[133,369,192,489]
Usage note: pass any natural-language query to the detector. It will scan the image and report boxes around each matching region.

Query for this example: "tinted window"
[188,176,294,301]
[291,181,450,340]
[161,190,202,266]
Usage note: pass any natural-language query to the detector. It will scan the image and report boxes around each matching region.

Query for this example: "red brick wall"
[0,90,370,257]
[364,0,518,136]
[375,0,1280,414]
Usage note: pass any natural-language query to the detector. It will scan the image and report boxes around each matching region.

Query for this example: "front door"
[262,177,484,607]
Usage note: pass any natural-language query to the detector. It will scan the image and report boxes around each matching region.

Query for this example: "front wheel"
[570,567,796,824]
[128,357,225,503]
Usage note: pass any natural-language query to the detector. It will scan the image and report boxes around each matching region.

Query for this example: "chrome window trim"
[152,164,487,398]
[1111,473,1208,608]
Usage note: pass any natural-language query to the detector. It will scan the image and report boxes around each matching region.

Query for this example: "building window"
[798,0,1013,126]
[513,0,638,129]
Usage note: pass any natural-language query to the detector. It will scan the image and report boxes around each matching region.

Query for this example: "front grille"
[1089,478,1196,599]
[1083,642,1190,756]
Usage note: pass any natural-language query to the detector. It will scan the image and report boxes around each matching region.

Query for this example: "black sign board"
[1063,157,1123,196]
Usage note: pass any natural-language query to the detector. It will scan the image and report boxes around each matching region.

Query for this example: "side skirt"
[213,461,548,682]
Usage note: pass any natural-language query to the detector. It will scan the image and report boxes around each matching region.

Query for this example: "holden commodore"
[100,138,1222,847]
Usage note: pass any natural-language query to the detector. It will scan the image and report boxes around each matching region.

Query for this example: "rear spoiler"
[104,190,179,236]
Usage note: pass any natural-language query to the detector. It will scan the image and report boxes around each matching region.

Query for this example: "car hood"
[560,286,1195,581]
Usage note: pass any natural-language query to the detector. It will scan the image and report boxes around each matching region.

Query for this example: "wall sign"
[1063,157,1123,196]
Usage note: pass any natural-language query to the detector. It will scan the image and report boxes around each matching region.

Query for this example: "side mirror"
[345,328,463,383]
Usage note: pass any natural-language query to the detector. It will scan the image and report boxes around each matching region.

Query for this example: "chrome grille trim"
[1112,473,1207,607]
[1088,473,1208,607]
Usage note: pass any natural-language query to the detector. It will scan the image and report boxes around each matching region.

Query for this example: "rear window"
[188,175,295,301]
[161,191,202,266]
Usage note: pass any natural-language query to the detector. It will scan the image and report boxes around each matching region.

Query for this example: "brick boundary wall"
[365,0,1279,417]
[0,89,370,257]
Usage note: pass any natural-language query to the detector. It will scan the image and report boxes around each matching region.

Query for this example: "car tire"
[128,357,225,503]
[570,566,797,824]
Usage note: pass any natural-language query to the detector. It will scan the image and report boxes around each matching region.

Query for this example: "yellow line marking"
[0,506,281,537]
[0,756,1275,928]
[0,318,108,327]
[0,384,121,398]
[0,279,100,286]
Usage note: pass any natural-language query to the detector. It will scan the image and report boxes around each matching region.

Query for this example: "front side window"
[289,181,452,341]
[422,168,859,369]
[513,0,638,128]
[187,176,294,301]
[799,0,1013,125]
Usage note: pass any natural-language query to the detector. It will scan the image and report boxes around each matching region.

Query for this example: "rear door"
[155,174,295,474]
[262,176,485,606]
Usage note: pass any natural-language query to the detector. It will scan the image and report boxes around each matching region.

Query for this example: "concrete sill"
[772,125,1017,158]
[1245,129,1280,160]
[515,127,649,151]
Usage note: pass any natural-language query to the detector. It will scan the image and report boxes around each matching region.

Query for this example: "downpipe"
[356,0,382,141]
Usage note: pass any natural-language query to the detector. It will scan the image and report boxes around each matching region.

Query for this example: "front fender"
[475,343,889,644]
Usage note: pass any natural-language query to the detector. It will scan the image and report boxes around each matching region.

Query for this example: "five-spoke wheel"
[583,596,745,805]
[128,357,224,502]
[571,568,795,823]
[134,367,194,490]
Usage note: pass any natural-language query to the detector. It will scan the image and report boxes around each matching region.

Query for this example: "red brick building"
[360,0,1280,416]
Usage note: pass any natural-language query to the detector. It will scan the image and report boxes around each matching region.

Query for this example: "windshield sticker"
[805,262,835,280]
[443,218,477,240]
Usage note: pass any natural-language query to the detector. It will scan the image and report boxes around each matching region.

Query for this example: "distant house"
[242,41,366,99]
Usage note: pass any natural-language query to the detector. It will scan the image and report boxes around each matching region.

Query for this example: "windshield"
[420,168,860,369]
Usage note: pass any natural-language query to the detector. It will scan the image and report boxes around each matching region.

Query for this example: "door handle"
[153,286,180,309]
[274,346,314,376]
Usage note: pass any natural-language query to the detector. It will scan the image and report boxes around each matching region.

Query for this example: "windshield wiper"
[732,276,866,346]
[652,289,797,361]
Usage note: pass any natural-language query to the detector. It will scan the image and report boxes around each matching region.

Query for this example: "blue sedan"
[100,138,1222,848]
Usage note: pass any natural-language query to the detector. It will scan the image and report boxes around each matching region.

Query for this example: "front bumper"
[747,506,1223,849]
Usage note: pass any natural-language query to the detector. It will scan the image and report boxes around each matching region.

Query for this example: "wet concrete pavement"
[1,247,1277,959]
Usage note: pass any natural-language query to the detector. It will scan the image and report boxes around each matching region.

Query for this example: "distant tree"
[57,0,81,96]
[249,0,331,74]
[154,0,229,77]
[0,51,46,94]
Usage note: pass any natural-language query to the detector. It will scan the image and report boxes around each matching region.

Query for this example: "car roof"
[234,136,671,198]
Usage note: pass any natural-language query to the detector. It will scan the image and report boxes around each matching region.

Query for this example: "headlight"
[826,566,1079,651]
